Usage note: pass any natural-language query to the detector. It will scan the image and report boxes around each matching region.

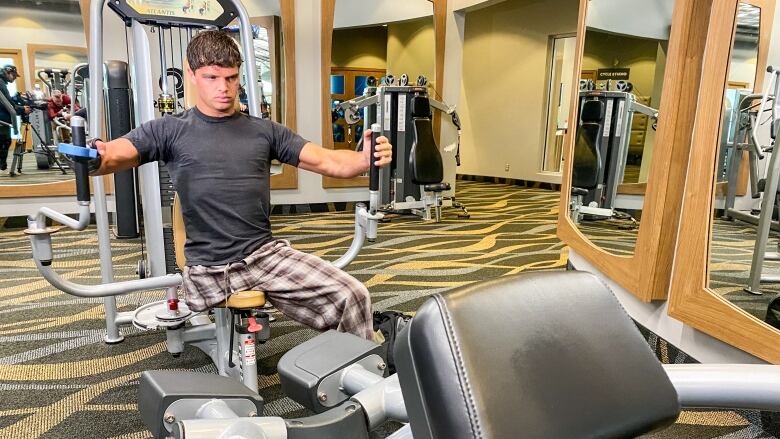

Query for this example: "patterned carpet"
[574,214,640,255]
[710,216,780,322]
[0,181,776,438]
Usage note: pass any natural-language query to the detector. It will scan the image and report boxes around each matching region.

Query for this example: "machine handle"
[370,123,380,192]
[58,116,94,202]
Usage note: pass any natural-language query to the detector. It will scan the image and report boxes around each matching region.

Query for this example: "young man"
[90,31,392,340]
[0,65,31,173]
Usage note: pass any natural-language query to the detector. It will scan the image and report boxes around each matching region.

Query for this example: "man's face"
[4,71,15,82]
[188,65,240,115]
[52,94,62,105]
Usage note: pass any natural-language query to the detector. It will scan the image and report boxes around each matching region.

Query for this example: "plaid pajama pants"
[181,239,374,340]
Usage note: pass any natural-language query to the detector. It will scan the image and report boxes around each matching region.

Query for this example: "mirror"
[667,0,780,363]
[225,4,284,123]
[322,0,436,187]
[709,2,767,320]
[242,0,297,189]
[0,2,86,196]
[568,0,674,255]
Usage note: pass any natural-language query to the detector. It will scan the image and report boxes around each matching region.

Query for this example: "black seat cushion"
[410,96,444,185]
[394,271,680,439]
[572,100,606,190]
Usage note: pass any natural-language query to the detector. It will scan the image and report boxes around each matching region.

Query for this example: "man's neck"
[195,103,236,118]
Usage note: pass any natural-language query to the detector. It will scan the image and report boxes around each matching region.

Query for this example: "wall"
[581,31,661,101]
[729,43,760,87]
[35,52,88,72]
[0,7,86,91]
[586,0,674,41]
[386,17,435,83]
[334,0,433,28]
[331,26,388,69]
[457,0,579,183]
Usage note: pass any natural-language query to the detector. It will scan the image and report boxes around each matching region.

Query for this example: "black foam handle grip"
[72,124,90,202]
[369,128,380,191]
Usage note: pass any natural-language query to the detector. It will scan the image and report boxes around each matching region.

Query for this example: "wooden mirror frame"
[669,0,780,363]
[557,0,719,301]
[320,0,447,188]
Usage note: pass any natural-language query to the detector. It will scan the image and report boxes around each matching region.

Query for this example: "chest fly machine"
[337,74,469,222]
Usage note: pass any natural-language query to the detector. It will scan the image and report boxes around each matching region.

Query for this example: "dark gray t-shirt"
[125,107,307,266]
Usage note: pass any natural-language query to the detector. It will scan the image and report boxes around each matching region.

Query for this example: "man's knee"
[344,277,371,307]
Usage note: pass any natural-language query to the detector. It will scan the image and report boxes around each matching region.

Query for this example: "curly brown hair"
[186,30,243,71]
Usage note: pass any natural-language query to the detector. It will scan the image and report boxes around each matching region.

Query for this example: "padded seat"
[394,271,680,439]
[423,183,451,192]
[215,290,267,310]
[572,99,606,192]
[173,193,267,310]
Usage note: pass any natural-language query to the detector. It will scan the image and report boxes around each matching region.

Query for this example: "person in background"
[47,89,75,120]
[0,65,30,174]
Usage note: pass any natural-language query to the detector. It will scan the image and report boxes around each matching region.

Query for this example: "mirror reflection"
[0,2,87,187]
[227,5,284,123]
[709,2,773,322]
[329,0,434,151]
[568,0,673,255]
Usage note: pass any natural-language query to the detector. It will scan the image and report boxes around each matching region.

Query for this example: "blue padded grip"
[59,143,98,159]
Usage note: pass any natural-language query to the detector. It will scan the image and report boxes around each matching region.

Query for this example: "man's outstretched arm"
[91,138,141,175]
[297,129,392,178]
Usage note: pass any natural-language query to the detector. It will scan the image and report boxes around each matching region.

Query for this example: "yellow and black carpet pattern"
[0,181,775,438]
[709,216,780,322]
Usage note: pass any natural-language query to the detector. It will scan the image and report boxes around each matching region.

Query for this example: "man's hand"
[23,106,31,114]
[363,128,392,170]
[86,138,104,175]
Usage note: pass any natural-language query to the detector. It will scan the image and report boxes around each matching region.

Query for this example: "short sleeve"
[123,117,175,165]
[270,121,308,166]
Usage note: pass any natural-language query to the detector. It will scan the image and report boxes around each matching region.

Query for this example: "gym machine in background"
[336,73,469,222]
[570,79,658,222]
[721,67,780,295]
[105,61,140,239]
[37,68,70,95]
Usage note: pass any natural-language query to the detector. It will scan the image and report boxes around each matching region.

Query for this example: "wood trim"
[616,182,647,195]
[320,0,446,189]
[557,0,716,301]
[0,48,27,93]
[433,0,447,142]
[669,0,780,363]
[0,176,112,198]
[270,0,298,190]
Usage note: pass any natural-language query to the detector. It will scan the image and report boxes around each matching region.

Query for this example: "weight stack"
[105,60,139,239]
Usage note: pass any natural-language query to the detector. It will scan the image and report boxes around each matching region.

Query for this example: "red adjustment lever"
[167,298,179,311]
[248,317,263,333]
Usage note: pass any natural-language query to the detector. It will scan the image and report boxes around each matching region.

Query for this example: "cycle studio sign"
[597,68,630,81]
